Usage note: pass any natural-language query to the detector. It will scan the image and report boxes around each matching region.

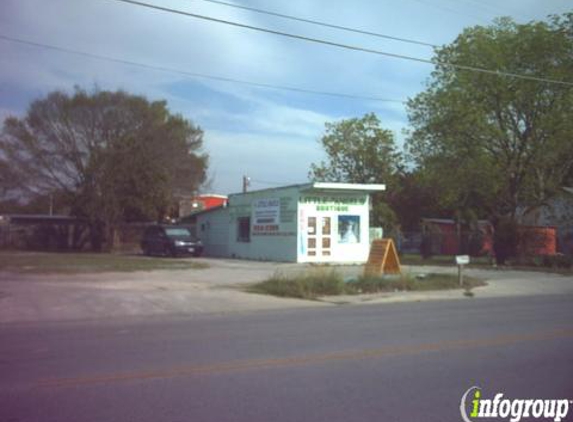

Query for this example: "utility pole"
[242,175,250,193]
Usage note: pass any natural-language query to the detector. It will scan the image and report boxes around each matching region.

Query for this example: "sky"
[0,0,571,195]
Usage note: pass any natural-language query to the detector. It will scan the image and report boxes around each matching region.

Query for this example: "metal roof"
[302,182,386,192]
[178,204,227,222]
[229,182,386,198]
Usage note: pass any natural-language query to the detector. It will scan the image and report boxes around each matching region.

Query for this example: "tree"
[309,113,402,229]
[310,113,400,184]
[387,169,444,231]
[407,14,573,261]
[1,88,208,250]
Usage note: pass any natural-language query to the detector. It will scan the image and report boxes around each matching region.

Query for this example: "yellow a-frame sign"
[364,238,401,276]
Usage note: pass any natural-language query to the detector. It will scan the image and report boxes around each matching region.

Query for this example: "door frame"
[305,214,333,260]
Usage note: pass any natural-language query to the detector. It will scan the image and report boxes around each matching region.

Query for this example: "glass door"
[321,216,331,256]
[307,216,317,257]
[307,216,332,258]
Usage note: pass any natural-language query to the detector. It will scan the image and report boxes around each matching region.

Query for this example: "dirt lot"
[1,257,572,324]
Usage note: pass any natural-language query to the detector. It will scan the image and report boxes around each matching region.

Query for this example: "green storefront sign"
[301,195,365,212]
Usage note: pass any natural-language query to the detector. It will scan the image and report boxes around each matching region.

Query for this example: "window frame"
[237,216,251,242]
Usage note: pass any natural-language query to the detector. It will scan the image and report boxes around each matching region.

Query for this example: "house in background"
[178,194,228,218]
[0,214,89,251]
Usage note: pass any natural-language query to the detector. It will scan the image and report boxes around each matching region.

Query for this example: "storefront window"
[308,217,316,234]
[338,215,360,243]
[322,217,331,235]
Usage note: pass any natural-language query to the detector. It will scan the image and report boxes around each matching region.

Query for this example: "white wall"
[297,193,371,263]
[227,186,299,262]
[196,207,230,257]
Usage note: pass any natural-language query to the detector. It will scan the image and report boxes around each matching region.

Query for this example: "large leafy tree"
[389,170,445,231]
[407,14,573,259]
[309,113,402,228]
[1,88,208,250]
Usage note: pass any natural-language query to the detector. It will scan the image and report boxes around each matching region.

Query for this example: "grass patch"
[347,273,485,294]
[0,251,208,274]
[247,269,346,299]
[249,269,486,299]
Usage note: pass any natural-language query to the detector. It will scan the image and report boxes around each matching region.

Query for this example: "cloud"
[1,0,570,195]
[206,129,322,194]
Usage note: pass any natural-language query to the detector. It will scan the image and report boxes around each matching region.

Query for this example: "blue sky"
[0,0,570,194]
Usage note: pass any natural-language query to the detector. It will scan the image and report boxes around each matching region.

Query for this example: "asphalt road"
[1,295,573,422]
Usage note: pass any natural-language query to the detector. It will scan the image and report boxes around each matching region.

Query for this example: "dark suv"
[141,225,203,257]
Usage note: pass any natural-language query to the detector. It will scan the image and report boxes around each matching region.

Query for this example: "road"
[1,294,572,422]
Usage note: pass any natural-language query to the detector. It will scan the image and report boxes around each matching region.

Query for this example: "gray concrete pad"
[1,258,572,324]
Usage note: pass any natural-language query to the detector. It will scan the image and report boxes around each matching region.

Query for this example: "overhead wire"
[107,0,573,87]
[0,34,404,103]
[192,0,438,48]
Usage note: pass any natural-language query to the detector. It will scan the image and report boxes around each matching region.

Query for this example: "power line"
[193,0,438,48]
[107,0,573,87]
[0,34,404,103]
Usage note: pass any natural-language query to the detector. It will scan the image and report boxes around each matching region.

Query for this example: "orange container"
[518,226,557,256]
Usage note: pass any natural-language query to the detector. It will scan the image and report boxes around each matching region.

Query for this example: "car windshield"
[164,227,191,237]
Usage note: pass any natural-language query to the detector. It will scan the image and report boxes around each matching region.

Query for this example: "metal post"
[242,175,250,193]
[458,264,464,287]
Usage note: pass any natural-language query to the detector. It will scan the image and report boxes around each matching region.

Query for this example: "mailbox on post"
[455,255,470,286]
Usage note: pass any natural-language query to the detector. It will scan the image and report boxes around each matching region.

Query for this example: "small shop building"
[195,182,386,263]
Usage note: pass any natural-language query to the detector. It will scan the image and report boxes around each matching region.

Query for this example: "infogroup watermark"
[460,386,571,422]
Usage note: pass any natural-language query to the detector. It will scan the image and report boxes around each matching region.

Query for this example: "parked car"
[141,225,203,257]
